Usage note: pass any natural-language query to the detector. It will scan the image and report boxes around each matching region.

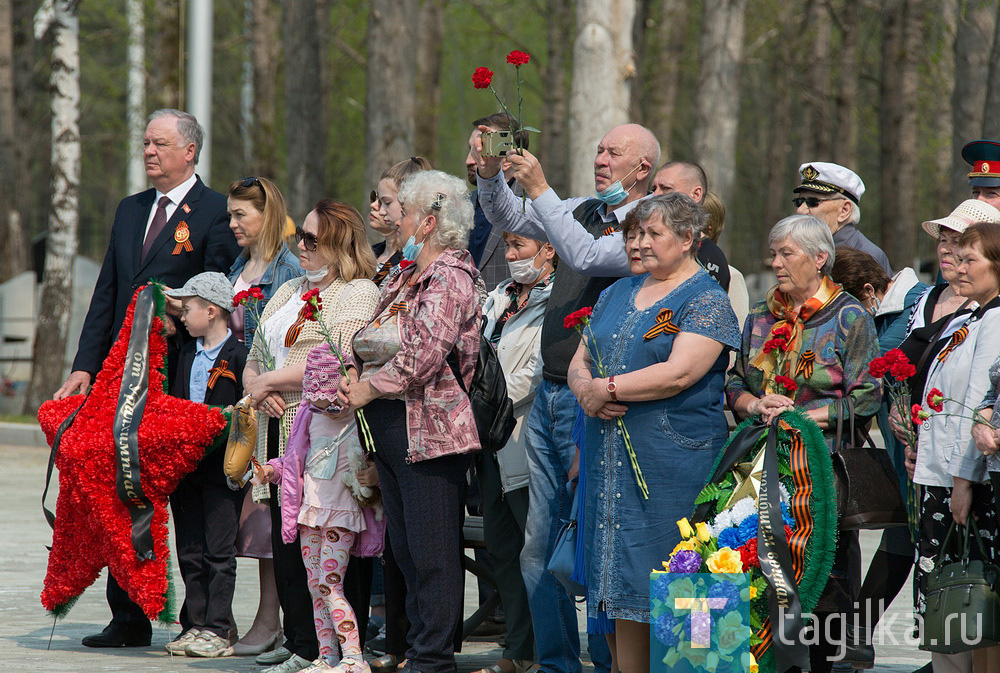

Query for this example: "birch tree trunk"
[24,0,79,414]
[693,0,746,208]
[250,0,278,178]
[952,0,995,203]
[539,0,572,195]
[283,0,325,224]
[126,0,145,195]
[364,0,417,228]
[880,0,925,270]
[568,0,636,197]
[414,0,444,163]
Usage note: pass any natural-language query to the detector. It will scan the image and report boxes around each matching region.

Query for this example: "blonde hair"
[228,176,289,261]
[380,157,433,189]
[702,192,726,243]
[312,200,377,281]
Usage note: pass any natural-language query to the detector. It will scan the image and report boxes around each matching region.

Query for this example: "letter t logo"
[674,596,728,648]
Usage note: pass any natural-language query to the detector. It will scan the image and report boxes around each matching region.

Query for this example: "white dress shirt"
[144,173,199,237]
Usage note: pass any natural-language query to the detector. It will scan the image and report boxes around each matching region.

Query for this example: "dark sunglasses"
[792,195,842,208]
[370,189,380,204]
[295,226,318,251]
[241,176,262,189]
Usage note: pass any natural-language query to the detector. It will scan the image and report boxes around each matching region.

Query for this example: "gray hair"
[768,214,836,275]
[147,109,205,164]
[846,200,861,225]
[631,193,706,256]
[398,170,474,250]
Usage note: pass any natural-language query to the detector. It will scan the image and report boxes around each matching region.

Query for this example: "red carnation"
[890,360,917,381]
[868,356,890,378]
[785,524,794,541]
[926,388,945,413]
[506,50,531,66]
[772,324,792,340]
[232,290,248,307]
[884,348,907,365]
[762,337,789,354]
[911,404,930,426]
[399,259,415,270]
[301,288,322,321]
[472,66,494,89]
[248,286,265,301]
[738,538,760,568]
[564,306,593,330]
[774,375,798,394]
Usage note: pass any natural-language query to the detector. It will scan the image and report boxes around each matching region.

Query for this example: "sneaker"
[300,658,335,673]
[258,645,293,665]
[164,629,201,655]
[332,656,372,673]
[185,631,234,658]
[262,654,315,673]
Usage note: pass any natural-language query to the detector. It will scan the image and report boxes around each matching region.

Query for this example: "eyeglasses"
[792,196,843,208]
[241,176,262,189]
[370,190,379,204]
[295,226,318,251]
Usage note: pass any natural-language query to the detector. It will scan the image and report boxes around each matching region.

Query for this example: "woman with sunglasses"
[245,201,380,673]
[370,158,432,288]
[225,176,303,658]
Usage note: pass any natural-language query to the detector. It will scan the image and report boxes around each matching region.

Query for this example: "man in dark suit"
[53,109,239,648]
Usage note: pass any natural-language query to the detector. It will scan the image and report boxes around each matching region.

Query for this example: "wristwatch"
[606,376,618,402]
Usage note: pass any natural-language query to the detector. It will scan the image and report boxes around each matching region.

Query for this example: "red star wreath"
[37,283,227,621]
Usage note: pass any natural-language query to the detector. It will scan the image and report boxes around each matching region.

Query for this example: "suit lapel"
[177,343,195,401]
[135,178,205,277]
[130,189,157,276]
[480,226,503,268]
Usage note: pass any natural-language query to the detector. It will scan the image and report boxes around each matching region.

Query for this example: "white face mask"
[305,266,329,283]
[508,249,545,284]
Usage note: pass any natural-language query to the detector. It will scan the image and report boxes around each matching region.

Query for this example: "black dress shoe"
[81,623,152,648]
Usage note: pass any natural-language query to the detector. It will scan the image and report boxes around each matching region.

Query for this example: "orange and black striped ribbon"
[207,359,237,389]
[794,350,815,379]
[375,301,408,328]
[372,260,393,286]
[602,223,620,237]
[643,308,680,340]
[936,326,968,363]
[750,422,815,663]
[284,306,310,347]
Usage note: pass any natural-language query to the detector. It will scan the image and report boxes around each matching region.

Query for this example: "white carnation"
[729,498,756,525]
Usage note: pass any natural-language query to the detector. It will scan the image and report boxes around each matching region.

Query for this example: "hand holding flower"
[972,418,1000,456]
[505,149,550,200]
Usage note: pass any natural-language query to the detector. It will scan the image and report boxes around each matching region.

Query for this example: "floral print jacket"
[356,249,483,462]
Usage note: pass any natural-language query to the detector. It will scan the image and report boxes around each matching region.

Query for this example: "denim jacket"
[227,246,303,343]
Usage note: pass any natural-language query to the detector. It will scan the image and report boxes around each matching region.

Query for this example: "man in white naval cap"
[793,161,892,275]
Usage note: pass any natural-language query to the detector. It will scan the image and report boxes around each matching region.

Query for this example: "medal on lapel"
[172,220,193,255]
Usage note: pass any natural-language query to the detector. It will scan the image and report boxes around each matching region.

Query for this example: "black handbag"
[447,335,517,453]
[921,518,1000,653]
[832,397,908,530]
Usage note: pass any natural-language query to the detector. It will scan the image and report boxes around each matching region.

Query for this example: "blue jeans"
[520,380,611,673]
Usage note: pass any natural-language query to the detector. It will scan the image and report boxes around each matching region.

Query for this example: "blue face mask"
[401,223,428,263]
[595,162,644,206]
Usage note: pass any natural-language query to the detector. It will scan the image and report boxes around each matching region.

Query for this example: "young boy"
[164,272,249,658]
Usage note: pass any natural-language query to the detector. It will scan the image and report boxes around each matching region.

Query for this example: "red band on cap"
[970,160,1000,176]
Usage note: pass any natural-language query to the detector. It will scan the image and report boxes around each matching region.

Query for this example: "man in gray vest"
[472,123,659,673]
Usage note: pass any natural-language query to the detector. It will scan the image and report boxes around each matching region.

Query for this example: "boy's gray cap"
[165,272,234,310]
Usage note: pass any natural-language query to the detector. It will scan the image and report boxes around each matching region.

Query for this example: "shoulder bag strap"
[914,299,973,376]
[447,349,469,394]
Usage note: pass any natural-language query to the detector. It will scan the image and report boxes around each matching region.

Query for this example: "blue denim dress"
[582,271,740,622]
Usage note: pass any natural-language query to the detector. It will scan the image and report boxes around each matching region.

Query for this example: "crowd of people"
[51,107,1000,673]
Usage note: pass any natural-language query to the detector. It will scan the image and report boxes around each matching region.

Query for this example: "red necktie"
[141,196,172,262]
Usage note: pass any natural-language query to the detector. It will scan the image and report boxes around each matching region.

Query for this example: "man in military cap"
[793,161,892,275]
[962,139,1000,210]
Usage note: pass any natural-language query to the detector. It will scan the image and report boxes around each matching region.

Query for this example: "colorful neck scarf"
[750,276,842,391]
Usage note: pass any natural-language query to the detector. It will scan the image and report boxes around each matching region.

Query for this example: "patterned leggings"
[299,525,361,659]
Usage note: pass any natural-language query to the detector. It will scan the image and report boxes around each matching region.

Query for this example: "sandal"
[370,654,404,673]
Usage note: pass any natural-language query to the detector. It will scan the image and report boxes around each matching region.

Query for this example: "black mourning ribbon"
[112,285,157,561]
[691,417,811,672]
